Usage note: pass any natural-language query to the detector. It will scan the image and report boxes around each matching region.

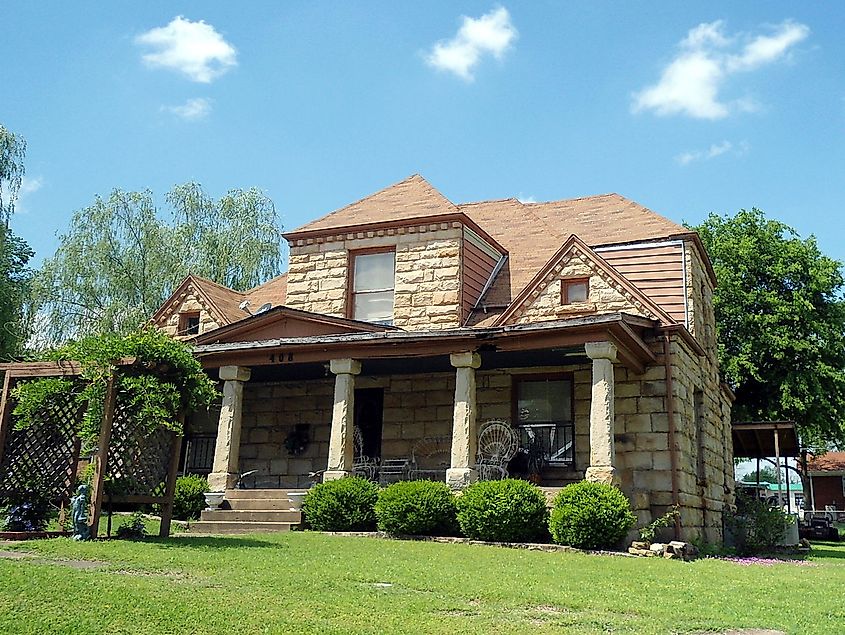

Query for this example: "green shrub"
[725,492,791,555]
[375,481,458,536]
[116,511,147,540]
[154,475,209,520]
[302,476,379,532]
[455,479,548,542]
[549,481,636,550]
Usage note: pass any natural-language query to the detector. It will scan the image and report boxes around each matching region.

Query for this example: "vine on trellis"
[11,326,218,447]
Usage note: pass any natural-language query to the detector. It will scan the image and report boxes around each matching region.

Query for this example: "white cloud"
[162,97,212,121]
[15,176,44,214]
[633,20,809,119]
[517,193,536,203]
[136,16,237,83]
[676,140,749,165]
[426,7,517,81]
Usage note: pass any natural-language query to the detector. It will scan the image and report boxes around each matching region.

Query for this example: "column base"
[323,470,353,482]
[208,471,239,492]
[446,467,478,490]
[585,466,620,486]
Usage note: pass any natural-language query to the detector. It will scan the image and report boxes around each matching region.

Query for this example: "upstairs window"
[561,277,589,305]
[178,311,201,336]
[351,250,395,324]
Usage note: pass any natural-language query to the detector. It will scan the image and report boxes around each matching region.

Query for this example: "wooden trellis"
[0,361,182,538]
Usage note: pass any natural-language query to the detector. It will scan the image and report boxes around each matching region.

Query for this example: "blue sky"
[2,2,843,268]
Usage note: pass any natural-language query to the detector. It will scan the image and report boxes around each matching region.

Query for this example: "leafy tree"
[0,124,33,359]
[741,467,779,483]
[693,209,845,449]
[35,183,283,343]
[0,125,26,226]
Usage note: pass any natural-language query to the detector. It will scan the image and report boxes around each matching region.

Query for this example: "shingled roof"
[807,451,845,473]
[289,174,459,234]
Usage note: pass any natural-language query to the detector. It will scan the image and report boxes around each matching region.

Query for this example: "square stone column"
[584,342,620,486]
[446,351,481,490]
[324,358,362,482]
[208,365,251,492]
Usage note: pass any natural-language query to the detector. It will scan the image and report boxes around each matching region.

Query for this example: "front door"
[354,388,384,460]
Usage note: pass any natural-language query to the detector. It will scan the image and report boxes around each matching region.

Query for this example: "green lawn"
[1,533,842,635]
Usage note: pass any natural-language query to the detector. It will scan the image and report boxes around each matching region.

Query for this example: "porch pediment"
[192,305,395,345]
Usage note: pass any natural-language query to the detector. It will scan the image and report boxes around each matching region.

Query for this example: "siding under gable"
[596,242,686,326]
[461,227,503,323]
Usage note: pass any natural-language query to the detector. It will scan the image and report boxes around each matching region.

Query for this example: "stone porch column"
[324,358,361,481]
[584,342,620,486]
[446,351,481,490]
[208,365,251,492]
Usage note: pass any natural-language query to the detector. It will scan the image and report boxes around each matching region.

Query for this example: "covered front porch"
[189,313,659,494]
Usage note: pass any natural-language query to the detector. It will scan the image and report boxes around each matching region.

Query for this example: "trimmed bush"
[173,475,210,520]
[375,480,458,536]
[302,476,379,532]
[455,479,548,543]
[549,481,636,550]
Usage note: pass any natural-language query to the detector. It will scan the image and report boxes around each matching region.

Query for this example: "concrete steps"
[188,488,307,535]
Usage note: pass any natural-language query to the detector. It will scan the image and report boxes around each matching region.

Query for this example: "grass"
[1,533,843,635]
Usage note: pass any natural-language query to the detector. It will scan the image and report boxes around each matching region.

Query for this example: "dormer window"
[350,249,395,324]
[561,278,589,305]
[179,311,201,336]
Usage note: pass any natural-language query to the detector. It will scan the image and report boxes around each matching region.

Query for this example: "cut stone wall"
[285,224,464,330]
[513,250,655,325]
[158,291,222,337]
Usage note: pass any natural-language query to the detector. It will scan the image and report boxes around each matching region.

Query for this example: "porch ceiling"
[194,312,657,375]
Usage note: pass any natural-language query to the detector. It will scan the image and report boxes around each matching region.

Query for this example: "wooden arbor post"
[88,372,118,538]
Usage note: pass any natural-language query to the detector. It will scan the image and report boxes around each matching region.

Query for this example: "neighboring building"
[736,480,805,511]
[805,452,845,512]
[153,174,735,542]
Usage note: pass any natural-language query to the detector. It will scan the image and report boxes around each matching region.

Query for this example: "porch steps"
[188,489,306,535]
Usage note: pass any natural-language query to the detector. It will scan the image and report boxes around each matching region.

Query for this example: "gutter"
[663,333,681,540]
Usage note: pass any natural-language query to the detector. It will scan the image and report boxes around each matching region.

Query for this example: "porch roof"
[193,312,659,374]
[732,421,801,458]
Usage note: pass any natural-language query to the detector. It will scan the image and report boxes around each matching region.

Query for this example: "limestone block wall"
[685,240,718,354]
[285,223,464,330]
[667,334,734,543]
[513,252,655,324]
[237,378,335,488]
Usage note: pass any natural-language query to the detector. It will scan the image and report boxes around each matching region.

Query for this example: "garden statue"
[71,483,91,541]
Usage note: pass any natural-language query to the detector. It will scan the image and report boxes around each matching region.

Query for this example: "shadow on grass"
[809,541,845,560]
[140,535,286,550]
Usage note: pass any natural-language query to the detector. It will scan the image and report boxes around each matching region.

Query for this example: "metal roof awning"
[732,421,800,458]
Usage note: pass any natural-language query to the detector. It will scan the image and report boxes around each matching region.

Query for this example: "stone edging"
[321,531,635,557]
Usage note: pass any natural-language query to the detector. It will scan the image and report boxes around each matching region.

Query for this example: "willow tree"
[35,183,283,343]
[0,124,33,359]
[0,125,26,226]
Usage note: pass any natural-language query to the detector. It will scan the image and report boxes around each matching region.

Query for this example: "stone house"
[153,174,735,542]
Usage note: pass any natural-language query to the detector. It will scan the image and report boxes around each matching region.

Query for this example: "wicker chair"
[476,420,519,480]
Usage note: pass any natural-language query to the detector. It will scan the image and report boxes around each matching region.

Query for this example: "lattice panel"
[106,398,174,499]
[0,391,84,501]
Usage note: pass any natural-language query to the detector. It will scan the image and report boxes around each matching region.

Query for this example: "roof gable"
[493,235,676,327]
[151,274,245,328]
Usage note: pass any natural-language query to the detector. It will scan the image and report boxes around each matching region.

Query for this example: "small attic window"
[179,312,201,336]
[561,278,589,305]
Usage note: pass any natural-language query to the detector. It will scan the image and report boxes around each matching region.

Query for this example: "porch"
[189,313,660,495]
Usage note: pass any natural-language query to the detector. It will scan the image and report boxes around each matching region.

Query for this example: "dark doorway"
[354,388,384,460]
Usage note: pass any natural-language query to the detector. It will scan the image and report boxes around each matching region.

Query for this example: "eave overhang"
[193,312,658,375]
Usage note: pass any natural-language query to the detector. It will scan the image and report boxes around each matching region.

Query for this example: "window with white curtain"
[352,251,395,324]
